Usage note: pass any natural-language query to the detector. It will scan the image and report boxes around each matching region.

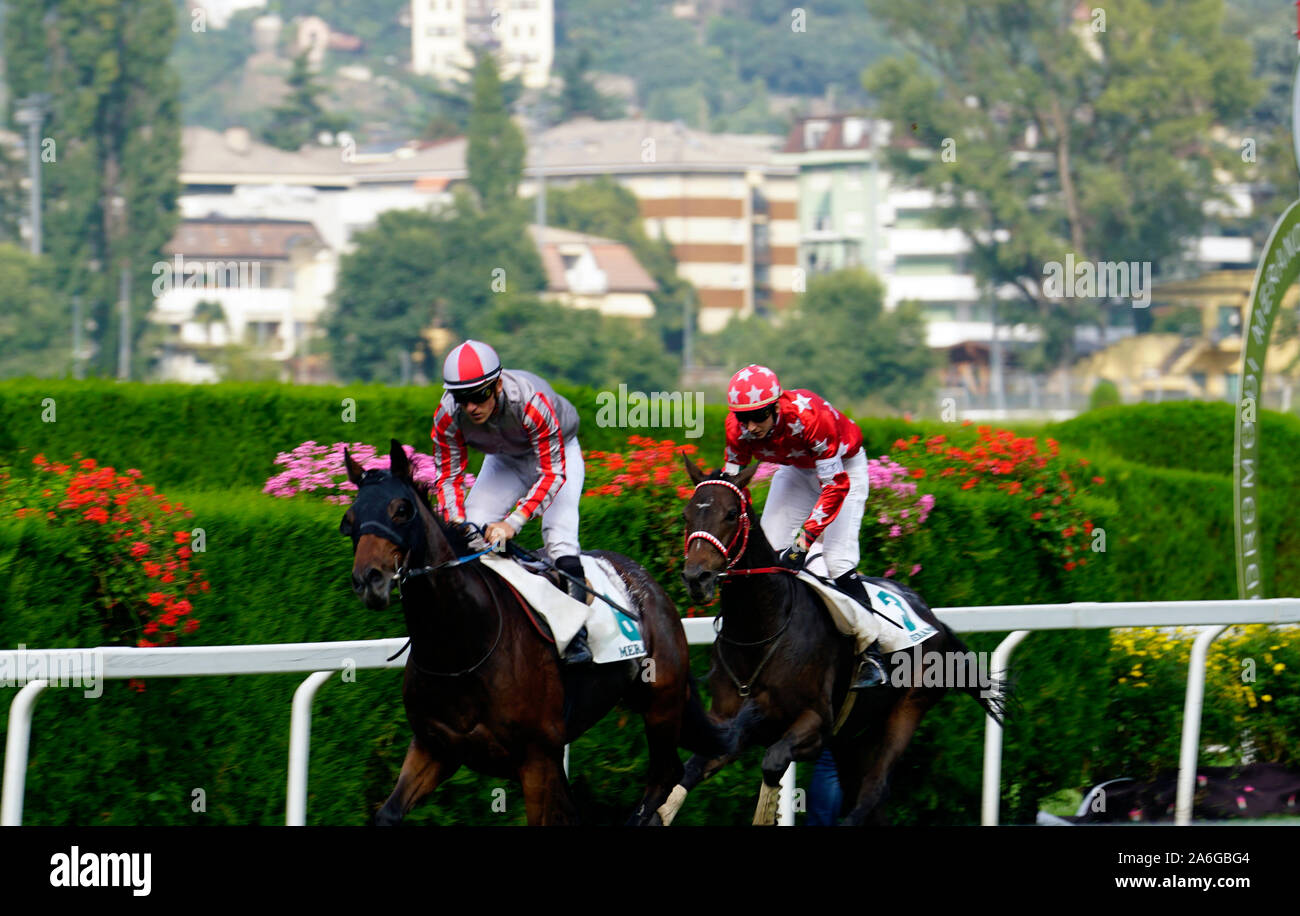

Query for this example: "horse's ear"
[344,447,365,486]
[729,463,759,490]
[681,450,706,486]
[390,439,411,481]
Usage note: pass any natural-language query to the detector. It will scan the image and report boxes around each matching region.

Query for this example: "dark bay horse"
[659,457,1008,826]
[342,440,723,825]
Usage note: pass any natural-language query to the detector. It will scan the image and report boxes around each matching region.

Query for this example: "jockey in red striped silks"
[429,339,592,664]
[722,364,887,688]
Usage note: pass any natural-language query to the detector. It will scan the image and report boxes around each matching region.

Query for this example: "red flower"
[911,468,926,479]
[1091,476,1105,485]
[183,619,200,634]
[83,507,109,524]
[1031,512,1043,521]
[130,542,149,558]
[1064,561,1077,571]
[161,572,176,584]
[1062,527,1075,538]
[142,561,162,577]
[146,592,166,607]
[33,454,47,467]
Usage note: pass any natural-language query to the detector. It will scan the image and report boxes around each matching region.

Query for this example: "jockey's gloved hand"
[454,520,489,551]
[778,527,811,569]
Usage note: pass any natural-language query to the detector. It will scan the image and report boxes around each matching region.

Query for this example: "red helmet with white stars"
[727,365,781,411]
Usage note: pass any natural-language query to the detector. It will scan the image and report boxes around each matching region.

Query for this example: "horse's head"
[340,439,448,611]
[680,452,758,604]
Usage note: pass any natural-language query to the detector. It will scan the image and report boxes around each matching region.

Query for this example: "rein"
[685,478,797,697]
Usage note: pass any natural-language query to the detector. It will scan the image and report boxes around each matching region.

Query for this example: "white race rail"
[3,599,1298,826]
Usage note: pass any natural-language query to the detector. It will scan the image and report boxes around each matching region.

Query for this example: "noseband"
[684,479,752,569]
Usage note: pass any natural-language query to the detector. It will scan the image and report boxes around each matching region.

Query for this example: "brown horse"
[341,440,723,825]
[657,457,1009,826]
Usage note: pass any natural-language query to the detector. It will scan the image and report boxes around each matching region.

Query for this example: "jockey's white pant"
[464,437,584,560]
[760,449,869,579]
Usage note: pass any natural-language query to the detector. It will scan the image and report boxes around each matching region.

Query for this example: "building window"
[893,254,961,276]
[1224,372,1239,401]
[893,208,936,229]
[1191,371,1207,391]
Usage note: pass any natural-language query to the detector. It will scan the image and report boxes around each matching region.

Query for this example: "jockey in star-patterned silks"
[429,339,592,665]
[722,364,887,689]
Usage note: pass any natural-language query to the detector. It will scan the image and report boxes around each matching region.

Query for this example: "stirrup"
[851,646,887,690]
[563,627,593,665]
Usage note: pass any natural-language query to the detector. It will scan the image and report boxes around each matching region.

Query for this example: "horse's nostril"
[366,567,385,586]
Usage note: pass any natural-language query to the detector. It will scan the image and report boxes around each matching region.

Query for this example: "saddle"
[510,552,594,606]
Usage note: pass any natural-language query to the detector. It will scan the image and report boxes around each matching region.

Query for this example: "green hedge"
[1048,401,1300,491]
[0,380,932,492]
[3,384,1298,824]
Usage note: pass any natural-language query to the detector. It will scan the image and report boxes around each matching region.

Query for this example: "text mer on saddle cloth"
[723,364,889,689]
[430,339,593,664]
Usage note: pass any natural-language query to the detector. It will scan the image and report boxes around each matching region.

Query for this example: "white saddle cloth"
[795,571,939,654]
[480,553,647,664]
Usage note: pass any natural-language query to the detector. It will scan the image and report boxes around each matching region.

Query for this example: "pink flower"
[911,564,922,576]
[888,525,902,538]
[883,567,896,577]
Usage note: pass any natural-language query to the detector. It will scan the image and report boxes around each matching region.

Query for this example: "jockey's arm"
[429,404,469,522]
[500,392,567,539]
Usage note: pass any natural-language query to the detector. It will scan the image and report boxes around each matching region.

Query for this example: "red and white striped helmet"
[443,340,502,390]
[727,364,781,411]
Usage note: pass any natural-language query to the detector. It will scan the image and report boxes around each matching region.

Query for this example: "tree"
[466,53,526,212]
[324,209,444,384]
[863,0,1257,378]
[262,51,347,151]
[4,0,181,379]
[466,297,677,392]
[0,244,69,377]
[554,48,621,121]
[545,177,697,355]
[702,269,936,413]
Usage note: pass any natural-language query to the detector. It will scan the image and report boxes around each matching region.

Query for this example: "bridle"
[683,478,795,577]
[683,479,752,570]
[347,472,500,674]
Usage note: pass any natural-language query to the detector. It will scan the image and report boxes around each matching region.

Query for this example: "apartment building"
[410,0,554,89]
[521,118,799,333]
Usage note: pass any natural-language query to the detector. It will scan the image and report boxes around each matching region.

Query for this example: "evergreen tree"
[0,244,69,377]
[4,0,181,379]
[465,53,525,213]
[262,51,346,151]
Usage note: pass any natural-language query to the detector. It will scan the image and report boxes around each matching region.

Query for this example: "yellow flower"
[1275,663,1286,674]
[1118,677,1128,683]
[1262,694,1273,702]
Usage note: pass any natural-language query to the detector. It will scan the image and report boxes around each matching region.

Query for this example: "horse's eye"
[390,498,412,522]
[726,508,738,521]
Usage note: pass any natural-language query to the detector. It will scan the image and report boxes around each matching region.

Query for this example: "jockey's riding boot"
[834,571,888,690]
[556,555,593,665]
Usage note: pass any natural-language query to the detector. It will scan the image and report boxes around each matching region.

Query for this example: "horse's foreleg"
[841,695,927,826]
[627,700,687,826]
[520,747,578,826]
[374,739,457,826]
[750,708,827,826]
[653,698,763,826]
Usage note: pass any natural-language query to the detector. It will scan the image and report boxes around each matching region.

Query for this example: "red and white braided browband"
[684,479,751,569]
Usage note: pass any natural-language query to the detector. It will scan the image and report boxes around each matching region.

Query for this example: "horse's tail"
[939,622,1016,728]
[678,673,740,758]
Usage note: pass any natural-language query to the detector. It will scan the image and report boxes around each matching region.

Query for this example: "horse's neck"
[401,507,498,664]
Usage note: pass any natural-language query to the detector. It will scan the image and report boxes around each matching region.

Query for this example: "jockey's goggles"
[452,383,496,405]
[733,404,775,425]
